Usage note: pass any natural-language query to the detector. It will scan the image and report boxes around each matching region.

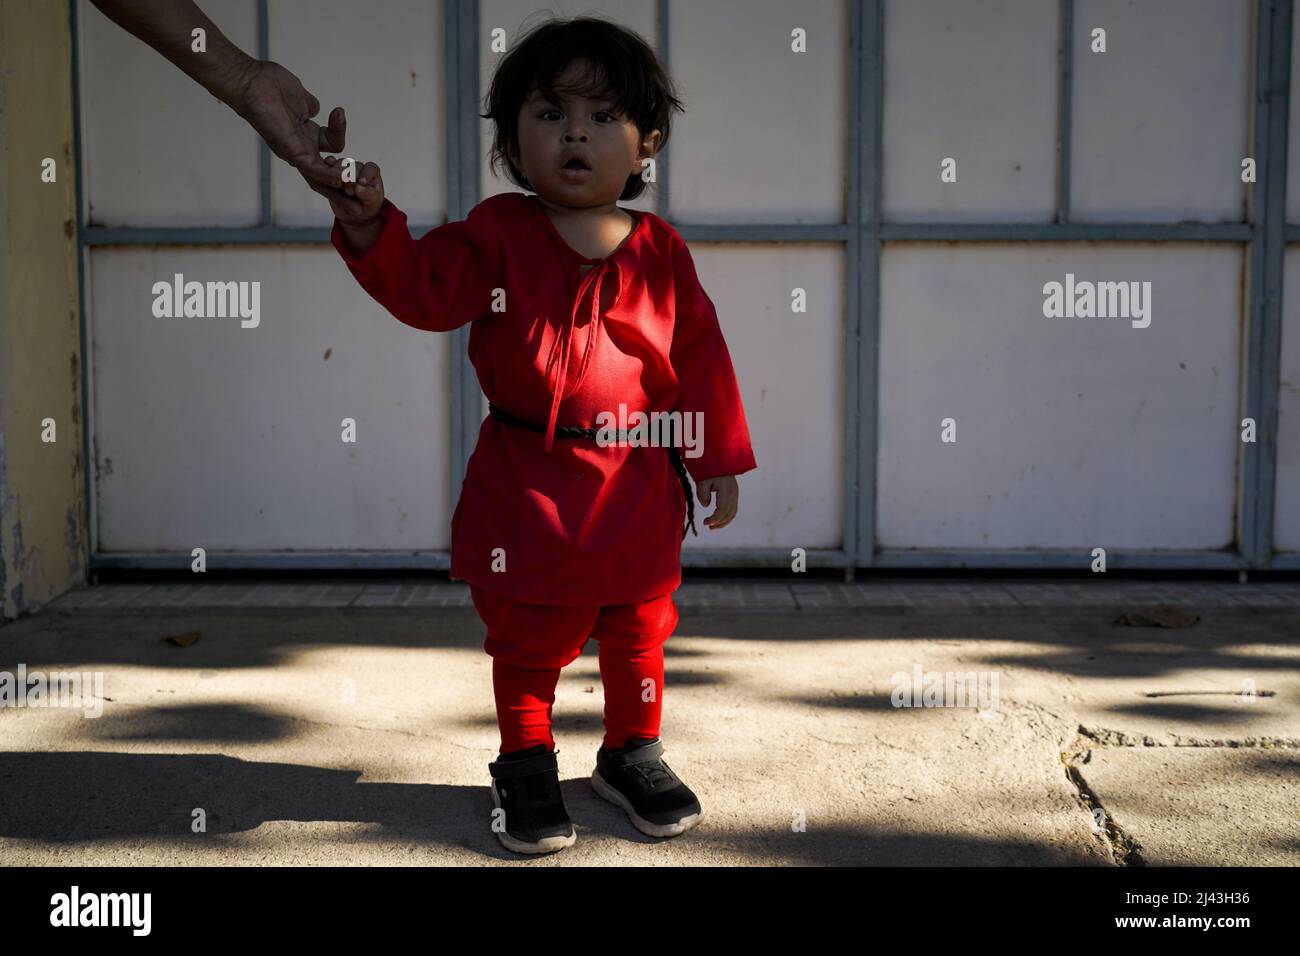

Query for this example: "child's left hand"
[696,475,739,531]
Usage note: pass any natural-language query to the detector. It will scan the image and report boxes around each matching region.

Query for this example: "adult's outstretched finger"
[317,106,346,155]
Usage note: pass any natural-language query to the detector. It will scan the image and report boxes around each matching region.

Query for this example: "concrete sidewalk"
[1,575,1296,866]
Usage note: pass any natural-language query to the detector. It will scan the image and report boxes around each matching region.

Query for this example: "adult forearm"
[87,0,256,106]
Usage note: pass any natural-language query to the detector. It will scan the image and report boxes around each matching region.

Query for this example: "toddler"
[310,16,756,854]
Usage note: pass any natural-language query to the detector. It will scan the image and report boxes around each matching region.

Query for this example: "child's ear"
[505,144,530,186]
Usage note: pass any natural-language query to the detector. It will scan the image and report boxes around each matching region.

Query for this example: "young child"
[311,16,756,855]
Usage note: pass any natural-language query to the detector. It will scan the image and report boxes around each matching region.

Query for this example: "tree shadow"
[0,748,1102,865]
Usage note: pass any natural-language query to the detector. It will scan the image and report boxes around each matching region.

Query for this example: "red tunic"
[331,191,757,605]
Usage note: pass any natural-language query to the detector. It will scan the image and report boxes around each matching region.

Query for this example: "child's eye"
[538,108,617,123]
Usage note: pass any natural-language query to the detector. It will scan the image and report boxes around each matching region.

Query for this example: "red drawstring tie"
[543,260,610,452]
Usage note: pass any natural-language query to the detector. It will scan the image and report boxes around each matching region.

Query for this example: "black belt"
[487,402,699,539]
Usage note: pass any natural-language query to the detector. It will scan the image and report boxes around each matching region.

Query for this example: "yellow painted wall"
[0,0,87,622]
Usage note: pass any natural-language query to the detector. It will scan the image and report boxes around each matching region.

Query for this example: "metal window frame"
[73,0,1297,573]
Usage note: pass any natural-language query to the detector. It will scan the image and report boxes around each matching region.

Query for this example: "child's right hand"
[309,156,384,225]
[298,109,385,226]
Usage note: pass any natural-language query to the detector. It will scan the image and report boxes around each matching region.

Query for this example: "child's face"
[510,59,660,208]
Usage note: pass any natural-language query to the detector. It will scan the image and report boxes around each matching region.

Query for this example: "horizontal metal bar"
[84,220,1260,247]
[88,547,1269,572]
[1285,225,1300,241]
[83,226,413,246]
[881,222,1254,242]
[83,223,856,246]
[90,549,854,571]
[1268,553,1300,569]
[91,552,452,571]
[681,548,852,568]
[871,549,1246,570]
[675,223,852,242]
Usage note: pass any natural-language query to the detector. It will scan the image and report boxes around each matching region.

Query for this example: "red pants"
[470,584,679,755]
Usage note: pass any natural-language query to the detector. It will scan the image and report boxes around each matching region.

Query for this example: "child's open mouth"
[560,156,593,179]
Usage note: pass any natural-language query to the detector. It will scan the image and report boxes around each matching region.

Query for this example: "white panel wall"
[76,0,1283,563]
[883,0,1059,222]
[667,0,848,223]
[682,247,845,551]
[80,0,456,555]
[89,249,453,551]
[1070,0,1251,222]
[877,244,1241,549]
[271,0,445,227]
[78,0,260,227]
[1275,248,1300,551]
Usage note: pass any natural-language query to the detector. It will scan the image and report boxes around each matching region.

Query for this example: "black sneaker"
[591,737,702,837]
[487,745,576,854]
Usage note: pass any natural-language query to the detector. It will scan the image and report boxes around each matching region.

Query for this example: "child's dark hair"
[481,15,685,202]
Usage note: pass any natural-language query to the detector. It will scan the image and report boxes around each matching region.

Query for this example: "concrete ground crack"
[1078,725,1300,748]
[1061,733,1145,866]
[1062,723,1300,866]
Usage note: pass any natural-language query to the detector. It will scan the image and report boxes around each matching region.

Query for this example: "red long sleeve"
[668,233,758,483]
[330,197,500,333]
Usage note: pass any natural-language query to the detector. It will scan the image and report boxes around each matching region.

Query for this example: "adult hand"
[232,59,347,188]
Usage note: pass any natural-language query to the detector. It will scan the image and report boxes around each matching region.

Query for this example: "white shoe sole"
[591,767,703,838]
[490,782,576,854]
